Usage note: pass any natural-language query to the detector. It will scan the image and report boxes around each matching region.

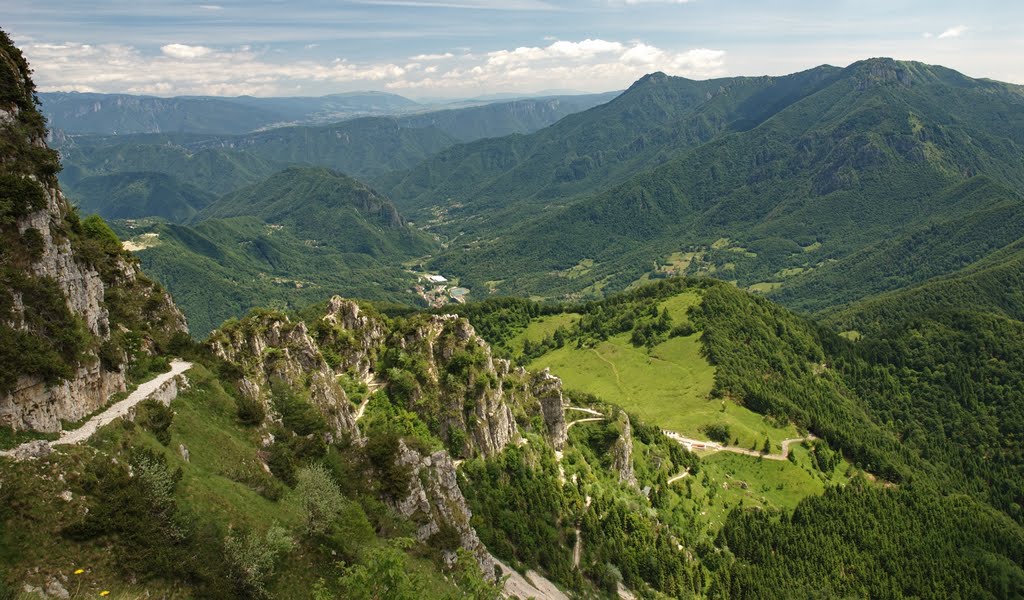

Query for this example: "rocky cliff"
[209,309,360,439]
[0,31,187,432]
[391,440,497,578]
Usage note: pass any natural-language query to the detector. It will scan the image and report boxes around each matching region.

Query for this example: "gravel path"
[1,360,191,459]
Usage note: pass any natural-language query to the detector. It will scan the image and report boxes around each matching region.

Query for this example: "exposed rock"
[44,577,69,599]
[210,313,358,438]
[531,369,568,450]
[390,440,496,580]
[0,36,187,433]
[9,440,52,461]
[391,315,520,458]
[178,444,190,463]
[2,364,125,432]
[612,412,637,488]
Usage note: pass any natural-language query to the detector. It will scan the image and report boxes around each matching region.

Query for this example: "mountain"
[6,30,1024,600]
[416,59,1024,309]
[67,171,219,222]
[39,90,422,135]
[0,31,187,433]
[118,167,437,336]
[197,166,432,257]
[57,141,284,196]
[379,67,842,225]
[393,92,619,141]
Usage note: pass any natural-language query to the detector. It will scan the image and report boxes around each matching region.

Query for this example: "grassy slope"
[0,365,460,598]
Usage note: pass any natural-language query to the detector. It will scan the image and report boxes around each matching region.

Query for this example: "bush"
[138,398,174,446]
[224,525,294,598]
[294,464,345,537]
[702,423,732,445]
[236,394,266,427]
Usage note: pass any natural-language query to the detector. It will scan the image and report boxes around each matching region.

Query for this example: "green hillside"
[67,171,219,223]
[198,166,434,258]
[422,59,1024,311]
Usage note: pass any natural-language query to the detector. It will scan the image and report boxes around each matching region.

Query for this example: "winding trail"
[663,430,816,461]
[591,348,626,396]
[1,359,192,458]
[566,417,606,430]
[668,469,690,484]
[352,372,385,423]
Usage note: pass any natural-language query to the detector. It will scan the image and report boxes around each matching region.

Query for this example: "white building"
[427,275,448,283]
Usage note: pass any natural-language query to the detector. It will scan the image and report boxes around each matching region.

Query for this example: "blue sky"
[5,0,1023,98]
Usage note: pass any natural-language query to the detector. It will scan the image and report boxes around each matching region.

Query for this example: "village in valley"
[412,272,471,308]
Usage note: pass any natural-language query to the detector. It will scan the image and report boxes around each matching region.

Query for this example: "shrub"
[224,525,294,598]
[294,464,345,537]
[137,398,174,446]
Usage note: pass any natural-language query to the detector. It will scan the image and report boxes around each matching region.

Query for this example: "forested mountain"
[120,167,437,336]
[39,90,422,134]
[415,59,1024,313]
[68,171,219,222]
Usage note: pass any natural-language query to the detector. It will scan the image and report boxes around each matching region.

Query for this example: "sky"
[4,0,1023,99]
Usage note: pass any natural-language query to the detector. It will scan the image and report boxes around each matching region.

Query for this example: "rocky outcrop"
[1,363,125,432]
[531,369,568,450]
[211,313,358,438]
[391,315,520,458]
[0,31,187,432]
[318,296,386,379]
[391,440,497,579]
[612,412,637,488]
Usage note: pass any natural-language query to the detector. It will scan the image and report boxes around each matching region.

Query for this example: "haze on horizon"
[5,0,1024,99]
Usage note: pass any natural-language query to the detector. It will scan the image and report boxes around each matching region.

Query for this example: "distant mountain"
[198,166,433,257]
[394,92,619,141]
[39,90,422,135]
[67,171,218,223]
[378,67,841,225]
[416,59,1024,310]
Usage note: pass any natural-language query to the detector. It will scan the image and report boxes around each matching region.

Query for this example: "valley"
[3,19,1024,600]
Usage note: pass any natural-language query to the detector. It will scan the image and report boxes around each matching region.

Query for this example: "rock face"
[612,412,638,488]
[391,440,497,579]
[390,315,521,458]
[0,32,187,432]
[530,369,569,450]
[210,310,359,438]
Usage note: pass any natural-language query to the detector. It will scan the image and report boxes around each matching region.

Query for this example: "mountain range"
[4,25,1024,599]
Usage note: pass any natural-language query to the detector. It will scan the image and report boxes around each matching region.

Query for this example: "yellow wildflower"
[100,592,110,597]
[74,569,85,575]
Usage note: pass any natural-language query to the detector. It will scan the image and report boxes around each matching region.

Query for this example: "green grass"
[675,444,856,533]
[748,282,783,293]
[507,312,580,354]
[530,332,798,450]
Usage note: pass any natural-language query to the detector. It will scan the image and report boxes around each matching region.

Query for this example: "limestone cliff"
[384,314,523,458]
[391,440,497,579]
[611,411,637,488]
[0,31,187,432]
[209,309,359,438]
[530,369,569,450]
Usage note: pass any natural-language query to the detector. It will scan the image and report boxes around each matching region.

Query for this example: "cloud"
[198,4,223,9]
[622,0,693,4]
[938,25,967,39]
[161,43,213,59]
[23,38,726,97]
[410,52,454,60]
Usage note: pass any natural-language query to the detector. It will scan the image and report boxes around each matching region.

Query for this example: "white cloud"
[160,43,213,59]
[198,4,223,10]
[410,52,454,60]
[24,38,727,97]
[938,25,967,39]
[622,0,693,4]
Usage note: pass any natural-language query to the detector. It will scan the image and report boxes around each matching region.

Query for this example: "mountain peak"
[842,57,972,89]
